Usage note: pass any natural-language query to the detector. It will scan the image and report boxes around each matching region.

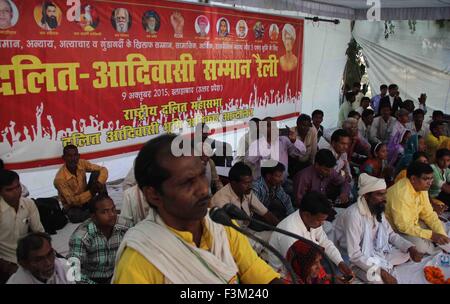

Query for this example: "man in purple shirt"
[293,149,350,208]
[246,117,306,180]
[370,84,387,115]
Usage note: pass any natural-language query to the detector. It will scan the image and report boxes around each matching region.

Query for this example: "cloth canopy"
[353,20,450,113]
[214,0,450,20]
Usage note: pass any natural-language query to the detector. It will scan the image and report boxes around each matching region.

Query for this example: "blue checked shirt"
[252,177,295,218]
[68,217,131,284]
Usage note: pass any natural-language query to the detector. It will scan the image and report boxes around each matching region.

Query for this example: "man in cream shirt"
[0,170,44,283]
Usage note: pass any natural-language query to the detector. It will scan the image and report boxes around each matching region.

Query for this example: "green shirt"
[68,217,131,284]
[430,164,450,198]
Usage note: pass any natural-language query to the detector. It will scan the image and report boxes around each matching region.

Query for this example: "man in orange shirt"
[54,145,108,223]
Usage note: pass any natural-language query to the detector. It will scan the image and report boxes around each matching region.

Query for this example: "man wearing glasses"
[7,232,73,284]
[386,161,450,255]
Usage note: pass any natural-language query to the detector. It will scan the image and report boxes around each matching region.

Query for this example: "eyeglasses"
[0,9,12,15]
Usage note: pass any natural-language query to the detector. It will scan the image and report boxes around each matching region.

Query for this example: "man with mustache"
[333,173,423,284]
[112,8,130,33]
[386,161,450,255]
[236,20,247,38]
[39,1,59,30]
[53,145,108,223]
[7,232,73,284]
[113,134,283,284]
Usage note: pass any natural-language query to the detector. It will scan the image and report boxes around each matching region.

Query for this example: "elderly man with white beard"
[113,8,130,33]
[333,173,423,284]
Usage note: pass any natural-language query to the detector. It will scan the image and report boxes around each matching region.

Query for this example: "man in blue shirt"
[252,161,295,221]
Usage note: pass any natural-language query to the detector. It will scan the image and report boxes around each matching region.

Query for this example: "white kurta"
[122,166,136,192]
[333,200,413,281]
[369,116,397,144]
[406,121,430,138]
[120,185,150,227]
[268,211,344,272]
[7,258,74,284]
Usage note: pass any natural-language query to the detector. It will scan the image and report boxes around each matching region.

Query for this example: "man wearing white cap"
[333,173,423,284]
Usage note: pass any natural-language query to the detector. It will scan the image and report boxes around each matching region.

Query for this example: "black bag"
[33,197,68,235]
[87,171,100,189]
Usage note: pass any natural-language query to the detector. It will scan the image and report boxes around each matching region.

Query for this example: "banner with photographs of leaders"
[0,0,303,169]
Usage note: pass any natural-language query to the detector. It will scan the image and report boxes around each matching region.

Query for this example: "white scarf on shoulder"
[112,209,239,284]
[358,197,393,270]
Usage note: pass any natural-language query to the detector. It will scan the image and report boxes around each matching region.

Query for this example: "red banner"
[0,0,303,169]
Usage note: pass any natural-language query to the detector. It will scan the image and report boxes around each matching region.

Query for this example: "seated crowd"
[1,83,450,285]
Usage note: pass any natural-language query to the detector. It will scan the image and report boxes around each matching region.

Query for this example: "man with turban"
[333,173,423,284]
[196,15,209,37]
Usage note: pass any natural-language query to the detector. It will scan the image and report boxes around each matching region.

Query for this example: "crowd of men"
[1,83,450,284]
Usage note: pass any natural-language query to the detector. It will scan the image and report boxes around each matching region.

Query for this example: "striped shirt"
[252,176,295,219]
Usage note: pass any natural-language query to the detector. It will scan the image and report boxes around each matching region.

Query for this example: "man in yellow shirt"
[386,162,450,255]
[394,153,448,217]
[112,134,283,284]
[425,121,448,163]
[54,145,108,223]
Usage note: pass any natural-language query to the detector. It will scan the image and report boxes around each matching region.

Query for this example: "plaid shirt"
[252,176,295,216]
[68,217,131,284]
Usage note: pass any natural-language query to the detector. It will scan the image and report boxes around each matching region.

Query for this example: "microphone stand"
[245,217,336,284]
[227,221,299,284]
